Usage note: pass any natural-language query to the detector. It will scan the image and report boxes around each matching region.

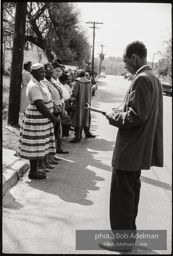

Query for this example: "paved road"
[3,75,172,254]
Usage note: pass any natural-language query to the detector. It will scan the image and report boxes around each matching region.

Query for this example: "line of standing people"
[18,62,96,179]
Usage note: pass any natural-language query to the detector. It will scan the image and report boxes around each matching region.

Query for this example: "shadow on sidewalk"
[25,137,114,206]
[3,190,23,210]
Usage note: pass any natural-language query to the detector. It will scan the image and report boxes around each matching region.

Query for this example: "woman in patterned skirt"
[18,63,59,179]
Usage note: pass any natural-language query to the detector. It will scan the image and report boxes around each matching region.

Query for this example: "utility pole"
[86,21,103,74]
[151,51,161,69]
[8,2,27,126]
[99,44,106,75]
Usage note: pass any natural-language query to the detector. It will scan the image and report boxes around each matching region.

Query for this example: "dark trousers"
[62,124,70,136]
[110,168,141,232]
[54,120,61,151]
[74,126,91,139]
[83,126,91,136]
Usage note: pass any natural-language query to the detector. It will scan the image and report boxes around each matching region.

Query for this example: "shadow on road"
[141,176,172,191]
[25,137,114,206]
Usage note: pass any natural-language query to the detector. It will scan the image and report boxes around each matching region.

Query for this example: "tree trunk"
[8,2,27,126]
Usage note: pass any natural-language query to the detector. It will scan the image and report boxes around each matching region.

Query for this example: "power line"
[86,21,103,73]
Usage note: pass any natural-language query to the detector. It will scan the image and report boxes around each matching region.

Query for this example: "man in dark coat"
[70,69,96,143]
[101,41,163,251]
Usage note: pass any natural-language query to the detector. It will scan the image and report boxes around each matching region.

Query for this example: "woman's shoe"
[69,137,81,143]
[44,163,55,169]
[28,171,46,179]
[53,155,61,161]
[48,160,59,164]
[37,165,50,172]
[85,133,96,138]
[43,158,56,168]
[38,168,49,173]
[49,155,60,163]
[56,149,69,154]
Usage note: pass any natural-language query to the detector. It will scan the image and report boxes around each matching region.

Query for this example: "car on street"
[161,80,172,96]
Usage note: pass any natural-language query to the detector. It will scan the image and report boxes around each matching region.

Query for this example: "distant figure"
[72,69,78,81]
[70,69,96,143]
[67,71,74,88]
[59,73,72,101]
[20,61,32,113]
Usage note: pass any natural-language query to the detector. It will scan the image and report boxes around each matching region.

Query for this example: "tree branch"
[4,7,15,19]
[25,35,45,50]
[30,3,51,22]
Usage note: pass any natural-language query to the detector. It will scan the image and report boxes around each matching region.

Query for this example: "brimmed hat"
[31,63,44,70]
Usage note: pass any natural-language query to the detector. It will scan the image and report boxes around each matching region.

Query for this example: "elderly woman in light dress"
[18,63,60,179]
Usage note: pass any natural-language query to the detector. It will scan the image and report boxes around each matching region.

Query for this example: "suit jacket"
[109,65,163,171]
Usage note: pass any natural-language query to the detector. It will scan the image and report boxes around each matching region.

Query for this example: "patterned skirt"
[18,100,56,160]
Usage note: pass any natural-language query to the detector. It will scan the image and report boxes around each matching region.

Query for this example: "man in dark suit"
[101,41,163,251]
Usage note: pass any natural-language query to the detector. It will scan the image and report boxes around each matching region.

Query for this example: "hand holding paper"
[105,108,122,119]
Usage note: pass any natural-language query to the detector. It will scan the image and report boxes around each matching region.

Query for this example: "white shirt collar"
[135,65,149,77]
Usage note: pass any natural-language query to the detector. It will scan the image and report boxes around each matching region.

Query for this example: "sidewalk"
[2,148,29,196]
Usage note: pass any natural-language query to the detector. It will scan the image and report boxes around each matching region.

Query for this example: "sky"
[75,2,172,62]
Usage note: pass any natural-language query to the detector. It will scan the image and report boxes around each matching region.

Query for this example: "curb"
[3,159,29,196]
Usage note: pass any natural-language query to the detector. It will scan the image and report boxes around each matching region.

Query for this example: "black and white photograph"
[2,2,172,254]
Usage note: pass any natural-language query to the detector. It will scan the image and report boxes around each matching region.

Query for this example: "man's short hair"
[125,41,147,59]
